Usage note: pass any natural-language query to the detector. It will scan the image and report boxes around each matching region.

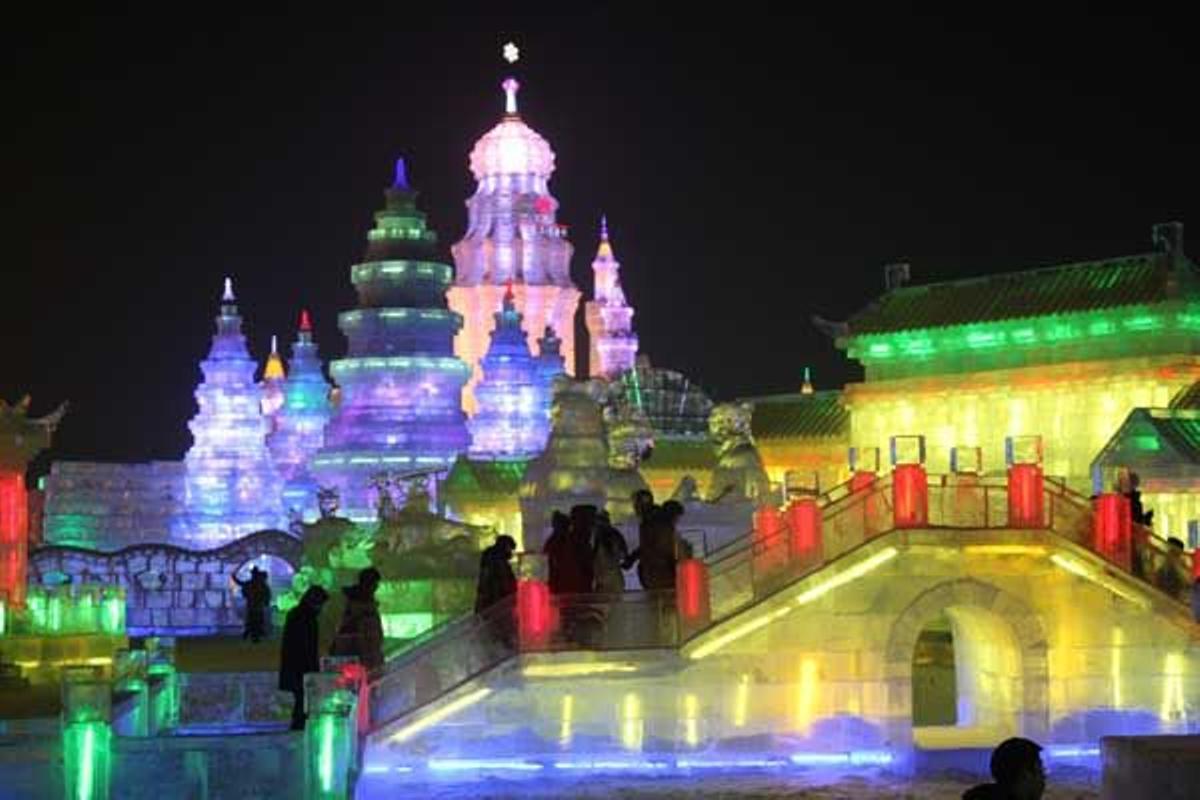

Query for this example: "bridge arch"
[884,578,1049,746]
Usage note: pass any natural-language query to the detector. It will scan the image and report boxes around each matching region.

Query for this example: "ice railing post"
[62,668,112,800]
[305,671,358,800]
[516,552,554,649]
[890,436,927,528]
[948,445,984,527]
[1007,435,1045,528]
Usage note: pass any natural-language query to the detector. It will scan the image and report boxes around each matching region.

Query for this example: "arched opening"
[912,604,1024,749]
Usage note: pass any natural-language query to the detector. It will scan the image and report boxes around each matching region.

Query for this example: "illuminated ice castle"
[267,310,331,519]
[584,217,639,378]
[448,77,581,413]
[177,279,285,546]
[310,160,470,519]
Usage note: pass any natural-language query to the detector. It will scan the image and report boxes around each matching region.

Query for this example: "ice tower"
[267,310,331,519]
[179,279,284,546]
[260,334,286,418]
[585,216,639,378]
[467,288,552,459]
[448,77,581,414]
[310,160,470,519]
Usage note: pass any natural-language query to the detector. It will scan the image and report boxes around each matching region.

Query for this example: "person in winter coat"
[545,509,594,595]
[592,510,629,594]
[475,535,518,613]
[962,737,1046,800]
[626,500,688,591]
[234,567,272,642]
[329,567,384,672]
[279,585,330,730]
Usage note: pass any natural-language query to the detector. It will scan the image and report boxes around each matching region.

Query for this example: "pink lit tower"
[584,216,639,378]
[448,77,581,414]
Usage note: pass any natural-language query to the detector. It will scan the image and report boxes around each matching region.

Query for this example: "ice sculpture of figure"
[317,487,341,520]
[585,216,639,378]
[268,310,331,520]
[468,287,552,459]
[310,159,471,518]
[519,378,610,549]
[448,76,582,413]
[179,279,285,547]
[708,402,772,503]
[600,382,654,523]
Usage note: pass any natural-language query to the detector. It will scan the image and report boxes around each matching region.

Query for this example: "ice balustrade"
[367,466,1195,735]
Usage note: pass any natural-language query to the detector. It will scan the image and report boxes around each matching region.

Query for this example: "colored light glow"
[1045,745,1101,759]
[523,661,639,678]
[789,750,894,766]
[733,674,750,727]
[1161,652,1185,723]
[0,471,29,605]
[683,693,700,746]
[794,547,899,606]
[552,760,669,770]
[1049,553,1150,608]
[621,692,644,751]
[1111,627,1123,709]
[962,545,1047,556]
[389,687,493,743]
[686,603,793,661]
[429,758,544,772]
[794,657,819,734]
[559,694,573,746]
[318,713,335,793]
[79,724,95,800]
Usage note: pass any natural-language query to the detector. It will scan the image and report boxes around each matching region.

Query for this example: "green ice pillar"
[145,637,179,734]
[61,673,112,800]
[304,673,358,800]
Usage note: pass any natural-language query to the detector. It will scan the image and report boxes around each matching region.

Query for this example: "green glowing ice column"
[145,637,179,734]
[61,673,112,800]
[304,673,358,800]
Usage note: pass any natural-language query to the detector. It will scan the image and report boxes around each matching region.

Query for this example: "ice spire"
[223,277,235,302]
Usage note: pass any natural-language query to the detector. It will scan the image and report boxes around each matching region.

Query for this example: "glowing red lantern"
[892,464,928,528]
[786,498,822,566]
[676,558,710,634]
[0,471,29,607]
[335,662,370,732]
[753,505,787,575]
[517,578,554,649]
[1093,493,1132,571]
[1007,464,1045,528]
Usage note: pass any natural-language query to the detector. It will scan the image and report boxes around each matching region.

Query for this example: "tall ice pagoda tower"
[584,216,639,378]
[179,278,284,546]
[448,77,581,414]
[310,160,470,519]
[267,310,331,519]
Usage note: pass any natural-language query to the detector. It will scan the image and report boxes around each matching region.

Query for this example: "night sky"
[4,11,1197,472]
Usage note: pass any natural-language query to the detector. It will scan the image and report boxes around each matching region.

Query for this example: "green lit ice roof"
[847,253,1183,337]
[641,438,716,471]
[1169,381,1200,410]
[748,391,849,440]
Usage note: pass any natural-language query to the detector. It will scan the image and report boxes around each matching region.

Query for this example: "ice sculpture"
[708,402,773,503]
[448,77,581,413]
[179,279,284,547]
[519,378,609,548]
[310,160,470,519]
[585,216,639,378]
[268,310,331,520]
[467,288,552,460]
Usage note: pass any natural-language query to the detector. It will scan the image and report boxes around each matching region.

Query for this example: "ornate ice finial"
[393,157,409,190]
[503,42,520,64]
[503,280,515,307]
[801,367,814,395]
[600,214,609,241]
[299,308,312,332]
[502,77,520,115]
[223,277,235,302]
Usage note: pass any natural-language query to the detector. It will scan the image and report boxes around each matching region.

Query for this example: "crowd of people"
[473,490,695,613]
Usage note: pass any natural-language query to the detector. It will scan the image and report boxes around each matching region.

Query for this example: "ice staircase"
[358,473,1198,790]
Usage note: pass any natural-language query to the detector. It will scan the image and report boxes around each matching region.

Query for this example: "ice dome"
[468,78,555,180]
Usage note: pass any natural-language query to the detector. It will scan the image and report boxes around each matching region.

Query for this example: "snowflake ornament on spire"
[503,42,520,64]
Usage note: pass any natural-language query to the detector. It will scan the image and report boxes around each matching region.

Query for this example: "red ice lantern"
[1093,493,1132,571]
[676,558,711,634]
[0,471,29,607]
[516,578,554,649]
[786,498,823,567]
[1007,464,1045,528]
[335,662,370,733]
[753,505,787,574]
[892,464,929,529]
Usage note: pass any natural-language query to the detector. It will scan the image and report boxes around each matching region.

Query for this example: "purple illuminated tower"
[310,160,470,519]
[268,310,331,519]
[468,287,552,459]
[585,216,639,378]
[179,278,284,546]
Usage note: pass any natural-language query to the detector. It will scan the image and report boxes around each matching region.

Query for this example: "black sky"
[3,10,1197,471]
